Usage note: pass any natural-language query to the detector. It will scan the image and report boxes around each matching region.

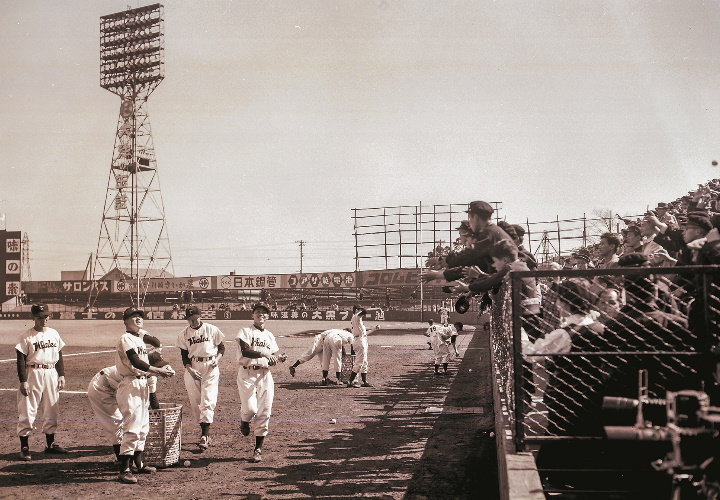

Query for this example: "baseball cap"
[575,248,591,262]
[123,307,145,321]
[686,213,713,232]
[465,200,494,217]
[148,351,169,368]
[618,252,648,267]
[252,302,270,314]
[456,220,471,233]
[185,305,201,318]
[31,304,51,317]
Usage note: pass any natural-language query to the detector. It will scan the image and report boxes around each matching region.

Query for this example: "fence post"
[511,273,525,453]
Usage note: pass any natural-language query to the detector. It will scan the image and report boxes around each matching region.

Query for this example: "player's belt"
[27,363,54,369]
[241,365,266,370]
[194,355,215,362]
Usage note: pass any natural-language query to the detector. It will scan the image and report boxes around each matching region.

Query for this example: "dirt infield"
[0,320,496,500]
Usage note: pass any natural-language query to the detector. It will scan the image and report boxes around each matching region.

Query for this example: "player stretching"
[178,305,225,451]
[236,303,285,463]
[16,304,69,461]
[346,307,373,388]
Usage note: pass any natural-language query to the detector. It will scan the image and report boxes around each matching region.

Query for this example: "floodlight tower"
[92,3,174,308]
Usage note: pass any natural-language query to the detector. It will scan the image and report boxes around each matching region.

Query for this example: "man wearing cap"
[115,307,175,484]
[236,302,284,463]
[15,304,68,461]
[88,351,170,463]
[655,202,678,229]
[621,225,643,255]
[422,200,514,283]
[347,306,374,388]
[177,304,226,451]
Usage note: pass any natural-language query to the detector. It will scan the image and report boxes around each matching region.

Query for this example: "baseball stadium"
[2,3,720,500]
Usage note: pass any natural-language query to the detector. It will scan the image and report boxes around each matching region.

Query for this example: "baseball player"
[236,302,285,463]
[177,304,226,451]
[438,304,450,325]
[16,304,68,461]
[87,352,168,462]
[288,329,332,379]
[428,322,453,375]
[115,307,175,484]
[449,321,463,357]
[425,319,438,350]
[320,328,354,385]
[346,307,373,388]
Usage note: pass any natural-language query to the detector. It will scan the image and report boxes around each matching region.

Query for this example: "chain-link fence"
[490,265,720,495]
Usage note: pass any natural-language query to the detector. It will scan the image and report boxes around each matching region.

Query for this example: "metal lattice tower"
[21,232,31,282]
[91,3,173,307]
[536,230,559,265]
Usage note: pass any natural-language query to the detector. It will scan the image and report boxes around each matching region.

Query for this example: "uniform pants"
[297,333,325,364]
[431,336,452,364]
[321,334,343,373]
[184,360,220,424]
[87,374,123,444]
[237,367,274,437]
[352,335,368,374]
[17,367,60,437]
[116,376,149,455]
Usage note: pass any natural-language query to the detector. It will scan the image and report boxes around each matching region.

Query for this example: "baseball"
[183,460,191,467]
[468,369,472,372]
[330,418,337,424]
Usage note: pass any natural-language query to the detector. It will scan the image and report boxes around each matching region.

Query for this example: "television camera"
[602,370,720,499]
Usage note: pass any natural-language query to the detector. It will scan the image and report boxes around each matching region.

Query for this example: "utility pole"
[296,240,305,273]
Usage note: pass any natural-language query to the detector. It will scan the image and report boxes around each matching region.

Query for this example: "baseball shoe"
[240,421,251,436]
[360,382,373,387]
[435,371,442,376]
[19,447,31,461]
[347,381,360,388]
[320,378,328,386]
[325,378,339,385]
[289,366,296,377]
[134,465,157,474]
[118,470,138,484]
[199,435,211,450]
[252,448,262,463]
[45,443,69,454]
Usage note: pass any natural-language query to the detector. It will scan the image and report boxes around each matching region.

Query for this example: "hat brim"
[32,312,51,317]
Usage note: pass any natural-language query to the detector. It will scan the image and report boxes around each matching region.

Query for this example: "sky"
[1,0,719,281]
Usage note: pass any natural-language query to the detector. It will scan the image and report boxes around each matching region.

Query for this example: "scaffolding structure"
[352,202,503,271]
[91,3,173,308]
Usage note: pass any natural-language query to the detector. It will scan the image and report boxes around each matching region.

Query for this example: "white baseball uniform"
[350,313,369,374]
[115,331,151,455]
[296,331,331,364]
[430,325,452,364]
[177,322,225,424]
[16,326,65,437]
[87,365,124,444]
[236,325,279,437]
[439,306,450,324]
[321,329,354,373]
[87,365,159,445]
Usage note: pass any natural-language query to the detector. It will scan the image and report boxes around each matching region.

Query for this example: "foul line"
[0,346,179,364]
[0,388,88,394]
